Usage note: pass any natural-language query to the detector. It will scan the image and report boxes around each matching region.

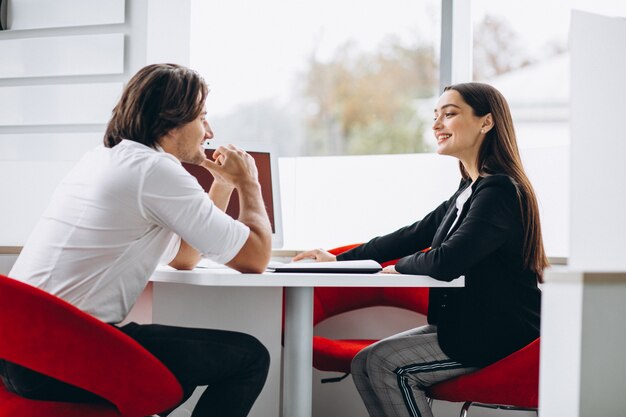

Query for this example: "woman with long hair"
[294,82,547,417]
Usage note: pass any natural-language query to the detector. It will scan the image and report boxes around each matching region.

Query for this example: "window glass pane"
[190,0,441,156]
[472,0,625,150]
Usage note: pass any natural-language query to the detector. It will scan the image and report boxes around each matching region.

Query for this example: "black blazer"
[337,175,541,366]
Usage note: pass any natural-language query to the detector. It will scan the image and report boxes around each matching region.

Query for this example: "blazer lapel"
[431,180,474,247]
[431,200,461,247]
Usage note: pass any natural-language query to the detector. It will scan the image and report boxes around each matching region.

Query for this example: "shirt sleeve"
[139,157,250,265]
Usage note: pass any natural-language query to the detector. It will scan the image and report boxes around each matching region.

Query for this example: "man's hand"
[200,145,258,190]
[199,145,271,274]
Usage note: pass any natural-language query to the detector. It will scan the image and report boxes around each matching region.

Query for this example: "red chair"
[311,244,429,382]
[426,338,540,417]
[0,274,183,417]
[309,245,540,416]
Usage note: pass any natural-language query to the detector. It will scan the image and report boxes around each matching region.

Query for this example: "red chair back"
[0,274,183,417]
[311,245,429,374]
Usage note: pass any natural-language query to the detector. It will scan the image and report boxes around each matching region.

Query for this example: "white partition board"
[0,34,124,79]
[539,271,583,417]
[279,153,460,249]
[280,145,569,257]
[0,83,122,126]
[6,0,125,30]
[570,11,626,270]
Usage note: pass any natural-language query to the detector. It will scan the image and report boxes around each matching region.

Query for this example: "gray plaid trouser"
[351,325,478,417]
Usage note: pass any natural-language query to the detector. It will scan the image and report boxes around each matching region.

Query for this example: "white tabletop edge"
[151,266,464,288]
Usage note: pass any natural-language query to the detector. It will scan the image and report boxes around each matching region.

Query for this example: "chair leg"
[459,401,472,417]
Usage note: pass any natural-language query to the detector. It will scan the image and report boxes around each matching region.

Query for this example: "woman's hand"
[292,248,336,263]
[381,265,399,274]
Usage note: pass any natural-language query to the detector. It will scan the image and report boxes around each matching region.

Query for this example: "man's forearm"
[237,181,271,243]
[208,182,234,212]
[226,180,272,273]
[169,239,202,270]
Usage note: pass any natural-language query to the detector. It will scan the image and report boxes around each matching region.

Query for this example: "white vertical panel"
[580,277,626,417]
[0,34,124,79]
[6,0,125,30]
[0,83,122,126]
[570,11,626,270]
[540,271,583,417]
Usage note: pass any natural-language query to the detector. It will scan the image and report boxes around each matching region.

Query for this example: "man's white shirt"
[10,140,249,324]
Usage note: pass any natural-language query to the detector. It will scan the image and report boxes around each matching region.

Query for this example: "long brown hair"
[104,63,209,149]
[445,82,549,280]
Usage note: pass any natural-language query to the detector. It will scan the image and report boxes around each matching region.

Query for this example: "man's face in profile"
[166,110,213,165]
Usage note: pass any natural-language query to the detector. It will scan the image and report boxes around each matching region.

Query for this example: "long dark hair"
[445,82,549,280]
[104,63,209,149]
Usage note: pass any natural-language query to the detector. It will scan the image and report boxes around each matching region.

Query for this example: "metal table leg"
[282,286,313,417]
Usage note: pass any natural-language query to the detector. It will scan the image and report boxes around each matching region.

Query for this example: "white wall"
[0,0,191,247]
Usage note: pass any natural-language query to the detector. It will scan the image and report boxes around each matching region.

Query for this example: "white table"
[151,267,464,417]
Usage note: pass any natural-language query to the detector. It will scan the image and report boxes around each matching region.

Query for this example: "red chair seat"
[304,245,540,416]
[304,245,429,379]
[427,338,540,409]
[313,338,376,373]
[0,387,118,417]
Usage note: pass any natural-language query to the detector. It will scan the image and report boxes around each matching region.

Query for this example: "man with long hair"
[5,63,272,417]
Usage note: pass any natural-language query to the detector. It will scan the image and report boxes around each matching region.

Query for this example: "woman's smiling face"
[432,89,489,165]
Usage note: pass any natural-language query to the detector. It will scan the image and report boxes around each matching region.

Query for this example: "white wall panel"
[0,34,124,79]
[0,132,102,161]
[0,160,76,246]
[0,82,122,126]
[6,0,125,30]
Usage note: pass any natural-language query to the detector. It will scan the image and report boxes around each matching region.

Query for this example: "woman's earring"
[481,129,485,133]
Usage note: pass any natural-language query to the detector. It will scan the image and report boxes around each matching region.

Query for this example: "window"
[190,0,441,156]
[471,0,626,149]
